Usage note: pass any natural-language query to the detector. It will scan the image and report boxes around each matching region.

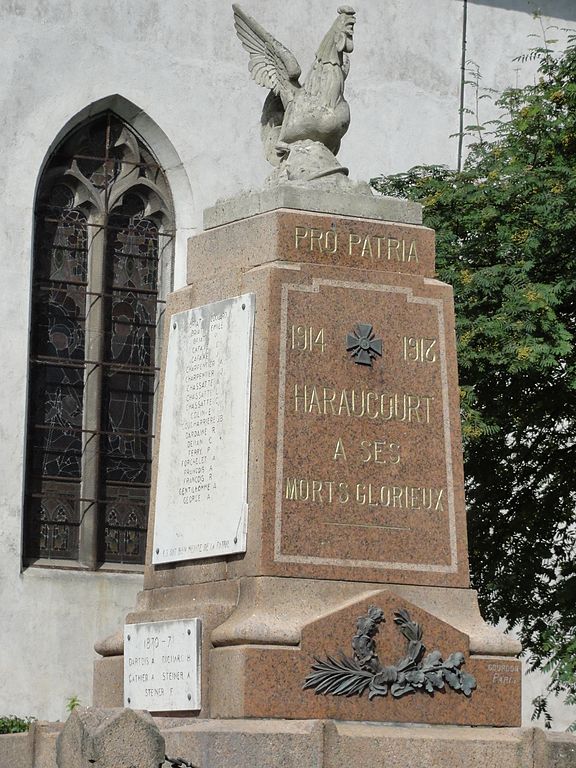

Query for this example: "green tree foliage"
[371,32,576,725]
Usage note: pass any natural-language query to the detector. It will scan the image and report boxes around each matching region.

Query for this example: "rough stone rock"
[56,707,165,768]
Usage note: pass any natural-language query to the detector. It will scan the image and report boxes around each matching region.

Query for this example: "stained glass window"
[24,113,174,567]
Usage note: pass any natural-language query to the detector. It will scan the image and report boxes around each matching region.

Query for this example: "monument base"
[94,576,521,726]
[158,719,575,768]
[5,717,575,768]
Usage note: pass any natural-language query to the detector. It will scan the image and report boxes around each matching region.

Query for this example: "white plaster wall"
[522,658,575,732]
[0,0,574,726]
[464,0,575,156]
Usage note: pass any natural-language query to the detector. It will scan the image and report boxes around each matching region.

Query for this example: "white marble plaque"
[152,294,254,564]
[124,618,201,712]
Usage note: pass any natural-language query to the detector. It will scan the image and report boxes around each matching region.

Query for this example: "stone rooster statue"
[232,4,358,186]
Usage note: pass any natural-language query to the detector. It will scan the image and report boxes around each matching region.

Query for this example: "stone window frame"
[23,110,175,571]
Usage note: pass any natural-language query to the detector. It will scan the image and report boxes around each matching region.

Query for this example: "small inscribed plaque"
[153,294,254,564]
[124,618,201,712]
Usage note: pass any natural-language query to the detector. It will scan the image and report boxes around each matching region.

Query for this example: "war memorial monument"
[43,6,575,768]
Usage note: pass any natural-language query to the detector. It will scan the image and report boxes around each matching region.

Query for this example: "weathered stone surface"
[204,189,422,229]
[323,721,535,768]
[33,723,62,768]
[263,140,358,188]
[163,718,324,768]
[546,731,576,768]
[0,732,33,768]
[93,657,124,709]
[8,719,576,768]
[56,708,164,768]
[197,209,429,287]
[0,723,63,768]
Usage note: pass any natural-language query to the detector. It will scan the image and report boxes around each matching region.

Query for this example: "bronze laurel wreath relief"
[303,606,477,699]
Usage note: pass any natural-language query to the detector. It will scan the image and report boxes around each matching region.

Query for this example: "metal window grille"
[24,112,174,567]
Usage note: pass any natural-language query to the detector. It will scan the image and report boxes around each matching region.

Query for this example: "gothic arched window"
[24,112,174,568]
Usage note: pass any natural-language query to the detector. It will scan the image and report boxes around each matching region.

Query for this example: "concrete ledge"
[324,721,534,768]
[0,732,33,768]
[157,720,576,768]
[32,723,61,768]
[546,731,576,767]
[3,718,575,768]
[204,186,422,229]
[161,718,324,768]
[0,723,62,768]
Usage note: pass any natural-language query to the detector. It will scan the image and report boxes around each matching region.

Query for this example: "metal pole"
[457,0,468,172]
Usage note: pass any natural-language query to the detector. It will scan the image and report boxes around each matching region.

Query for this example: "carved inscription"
[153,295,255,564]
[293,385,433,423]
[124,619,201,712]
[403,336,438,363]
[275,280,457,573]
[294,225,419,263]
[291,324,326,352]
[178,314,223,506]
[487,663,520,685]
[285,479,444,510]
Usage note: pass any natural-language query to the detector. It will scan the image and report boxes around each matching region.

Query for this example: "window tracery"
[24,112,174,567]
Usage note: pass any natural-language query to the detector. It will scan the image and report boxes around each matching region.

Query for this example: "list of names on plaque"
[153,294,255,564]
[124,618,201,712]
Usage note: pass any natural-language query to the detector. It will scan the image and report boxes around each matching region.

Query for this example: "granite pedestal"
[94,191,522,747]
